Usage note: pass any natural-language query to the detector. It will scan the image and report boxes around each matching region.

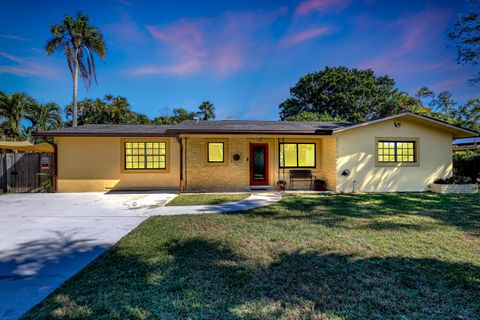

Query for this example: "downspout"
[277,138,280,184]
[177,136,184,193]
[185,137,188,191]
[53,143,58,192]
[282,137,286,185]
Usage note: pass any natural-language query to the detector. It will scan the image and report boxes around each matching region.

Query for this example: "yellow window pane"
[281,144,297,167]
[159,161,166,168]
[208,143,224,162]
[137,156,145,168]
[298,144,315,167]
[126,162,132,169]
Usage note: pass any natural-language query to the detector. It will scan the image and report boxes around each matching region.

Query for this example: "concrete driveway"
[0,191,176,320]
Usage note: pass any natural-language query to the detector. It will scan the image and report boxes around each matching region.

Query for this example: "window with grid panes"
[377,141,415,163]
[124,142,166,170]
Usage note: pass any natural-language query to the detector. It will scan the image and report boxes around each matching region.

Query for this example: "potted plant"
[314,179,327,191]
[276,180,287,191]
[430,176,478,194]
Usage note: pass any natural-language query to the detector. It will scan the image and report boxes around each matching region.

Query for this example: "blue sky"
[0,0,478,120]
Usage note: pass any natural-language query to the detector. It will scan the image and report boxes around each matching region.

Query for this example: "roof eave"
[166,129,333,135]
[33,132,176,137]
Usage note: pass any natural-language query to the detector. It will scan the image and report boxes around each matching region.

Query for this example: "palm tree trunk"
[72,51,79,127]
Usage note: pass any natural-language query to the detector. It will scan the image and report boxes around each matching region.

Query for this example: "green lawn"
[166,193,250,206]
[24,193,480,319]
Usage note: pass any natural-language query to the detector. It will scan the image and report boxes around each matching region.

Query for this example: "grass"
[24,193,480,319]
[166,193,250,206]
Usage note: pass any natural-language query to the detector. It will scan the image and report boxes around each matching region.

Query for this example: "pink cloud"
[359,8,452,74]
[430,76,471,91]
[103,12,147,45]
[294,0,351,17]
[132,8,287,77]
[146,19,207,56]
[0,51,61,77]
[280,27,330,48]
[131,60,203,76]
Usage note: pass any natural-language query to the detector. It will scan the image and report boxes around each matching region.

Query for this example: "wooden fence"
[0,153,54,193]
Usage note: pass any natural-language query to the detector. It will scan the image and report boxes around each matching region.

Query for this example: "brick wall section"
[183,135,337,192]
[184,137,250,191]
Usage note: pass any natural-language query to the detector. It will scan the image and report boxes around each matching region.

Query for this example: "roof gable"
[333,112,478,138]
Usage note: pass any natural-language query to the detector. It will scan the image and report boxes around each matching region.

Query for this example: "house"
[35,111,477,193]
[453,136,480,152]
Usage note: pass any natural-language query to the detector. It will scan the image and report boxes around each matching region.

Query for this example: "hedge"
[453,151,480,183]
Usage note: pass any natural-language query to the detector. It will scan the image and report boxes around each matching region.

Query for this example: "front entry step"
[249,185,272,190]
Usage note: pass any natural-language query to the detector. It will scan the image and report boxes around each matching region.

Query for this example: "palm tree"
[46,12,106,127]
[25,102,63,134]
[198,101,216,120]
[415,87,434,102]
[0,91,29,140]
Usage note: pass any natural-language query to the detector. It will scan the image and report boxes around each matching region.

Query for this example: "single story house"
[35,111,477,193]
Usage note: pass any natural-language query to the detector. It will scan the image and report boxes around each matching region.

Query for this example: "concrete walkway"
[151,192,282,215]
[0,191,281,319]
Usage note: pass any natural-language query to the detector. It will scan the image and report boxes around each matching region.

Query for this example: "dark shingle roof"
[34,120,351,136]
[165,120,350,134]
[35,124,174,136]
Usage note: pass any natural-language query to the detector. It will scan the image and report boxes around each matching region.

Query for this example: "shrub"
[453,151,480,183]
[434,175,474,184]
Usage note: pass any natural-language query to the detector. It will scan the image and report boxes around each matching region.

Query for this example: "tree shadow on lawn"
[243,193,480,235]
[26,238,480,319]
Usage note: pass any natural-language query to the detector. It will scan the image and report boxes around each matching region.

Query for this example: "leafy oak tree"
[449,0,480,84]
[279,67,402,123]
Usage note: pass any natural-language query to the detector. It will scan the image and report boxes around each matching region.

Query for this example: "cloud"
[280,27,330,48]
[294,0,351,17]
[131,8,288,77]
[358,8,452,74]
[0,34,30,41]
[0,51,61,77]
[429,76,471,91]
[103,12,147,45]
[130,60,203,76]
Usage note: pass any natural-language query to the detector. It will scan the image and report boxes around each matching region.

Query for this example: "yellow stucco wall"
[182,134,336,191]
[335,118,453,193]
[55,137,180,192]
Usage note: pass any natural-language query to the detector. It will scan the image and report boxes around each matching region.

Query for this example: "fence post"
[0,152,6,193]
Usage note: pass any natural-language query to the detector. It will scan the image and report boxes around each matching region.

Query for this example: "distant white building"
[453,136,480,151]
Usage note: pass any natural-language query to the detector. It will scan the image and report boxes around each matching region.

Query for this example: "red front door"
[249,143,269,185]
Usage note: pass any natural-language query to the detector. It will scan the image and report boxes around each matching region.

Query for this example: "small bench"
[289,170,316,190]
